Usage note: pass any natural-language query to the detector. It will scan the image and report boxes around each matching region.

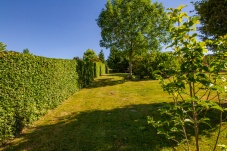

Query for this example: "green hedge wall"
[94,62,106,78]
[0,51,78,144]
[76,58,106,88]
[76,59,94,88]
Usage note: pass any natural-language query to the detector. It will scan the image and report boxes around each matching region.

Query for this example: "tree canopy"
[193,0,227,40]
[97,0,170,78]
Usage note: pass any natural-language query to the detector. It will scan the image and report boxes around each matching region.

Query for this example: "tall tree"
[97,0,170,78]
[98,49,105,62]
[193,0,227,41]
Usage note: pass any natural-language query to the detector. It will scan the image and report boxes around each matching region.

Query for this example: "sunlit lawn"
[1,73,226,151]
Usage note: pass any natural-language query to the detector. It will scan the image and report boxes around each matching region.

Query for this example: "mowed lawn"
[1,73,227,151]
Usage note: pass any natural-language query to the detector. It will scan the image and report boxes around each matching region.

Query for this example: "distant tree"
[23,48,30,54]
[0,42,6,51]
[83,49,98,62]
[107,46,128,73]
[193,0,227,42]
[97,0,170,78]
[73,56,80,60]
[98,50,105,62]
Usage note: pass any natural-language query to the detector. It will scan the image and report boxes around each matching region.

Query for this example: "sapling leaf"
[147,116,155,125]
[157,128,165,134]
[199,118,211,127]
[166,134,175,140]
[211,105,224,112]
[184,118,194,123]
[170,127,179,132]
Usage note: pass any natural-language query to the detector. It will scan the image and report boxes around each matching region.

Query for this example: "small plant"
[148,5,227,151]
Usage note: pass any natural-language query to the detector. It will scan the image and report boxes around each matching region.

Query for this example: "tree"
[83,49,98,62]
[149,5,227,151]
[193,0,227,41]
[97,0,170,78]
[107,46,128,73]
[98,50,105,62]
[23,48,30,54]
[0,42,6,51]
[82,49,98,86]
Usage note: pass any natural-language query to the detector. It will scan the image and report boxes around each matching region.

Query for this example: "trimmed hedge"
[94,62,106,78]
[76,59,95,87]
[0,51,79,144]
[76,58,106,88]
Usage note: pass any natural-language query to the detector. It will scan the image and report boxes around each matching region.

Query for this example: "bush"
[133,52,179,79]
[0,51,78,144]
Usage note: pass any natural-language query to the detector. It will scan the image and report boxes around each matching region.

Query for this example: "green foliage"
[79,49,100,86]
[0,42,6,51]
[83,49,98,62]
[133,51,179,79]
[94,62,106,78]
[193,0,227,41]
[75,50,107,88]
[97,0,170,78]
[23,48,30,54]
[106,47,129,73]
[0,51,79,145]
[149,5,227,151]
[98,50,105,63]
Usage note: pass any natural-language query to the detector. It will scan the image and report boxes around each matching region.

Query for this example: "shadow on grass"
[2,103,226,151]
[105,73,129,78]
[2,103,176,151]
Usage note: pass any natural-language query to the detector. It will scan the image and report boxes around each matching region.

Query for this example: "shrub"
[133,52,179,79]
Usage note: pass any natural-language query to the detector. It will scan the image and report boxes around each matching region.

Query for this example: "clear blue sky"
[0,0,196,59]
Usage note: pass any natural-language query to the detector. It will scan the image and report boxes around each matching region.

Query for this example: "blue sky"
[0,0,196,59]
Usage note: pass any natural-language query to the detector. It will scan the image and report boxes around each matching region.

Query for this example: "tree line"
[98,0,227,80]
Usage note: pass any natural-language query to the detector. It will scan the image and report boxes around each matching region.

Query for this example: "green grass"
[1,73,226,151]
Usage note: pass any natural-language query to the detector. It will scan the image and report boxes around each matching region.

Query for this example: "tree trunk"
[193,106,200,151]
[129,52,133,79]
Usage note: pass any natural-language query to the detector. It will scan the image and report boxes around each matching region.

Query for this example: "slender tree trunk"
[213,93,223,151]
[192,102,200,151]
[190,80,200,151]
[129,53,133,79]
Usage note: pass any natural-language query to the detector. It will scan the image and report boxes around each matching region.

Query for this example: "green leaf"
[157,128,165,134]
[211,105,224,112]
[202,65,209,72]
[199,118,211,127]
[170,127,179,132]
[184,118,194,123]
[177,5,187,11]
